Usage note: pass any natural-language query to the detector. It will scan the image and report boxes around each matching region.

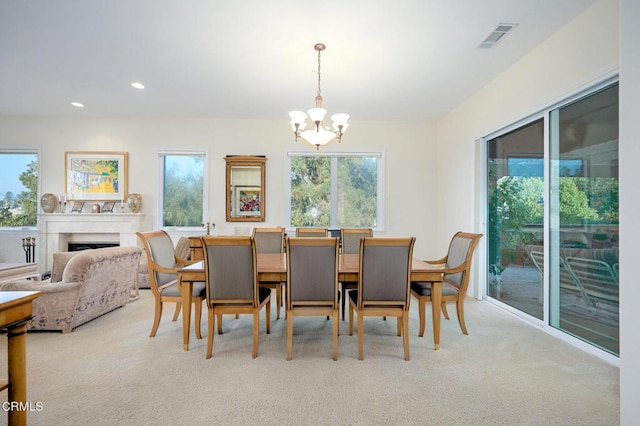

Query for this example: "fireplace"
[68,242,120,252]
[38,213,144,272]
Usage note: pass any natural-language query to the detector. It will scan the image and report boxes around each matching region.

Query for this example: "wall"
[435,0,619,295]
[619,0,639,422]
[0,117,438,264]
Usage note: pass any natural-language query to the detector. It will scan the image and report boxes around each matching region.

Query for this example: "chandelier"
[289,43,350,150]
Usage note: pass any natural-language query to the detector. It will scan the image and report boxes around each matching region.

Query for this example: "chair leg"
[349,301,355,336]
[150,299,163,337]
[357,312,364,361]
[397,316,402,336]
[417,297,426,337]
[341,285,346,321]
[194,299,203,340]
[217,313,223,335]
[286,312,293,361]
[252,309,259,358]
[402,312,410,361]
[172,302,181,321]
[282,284,288,320]
[265,300,271,335]
[441,302,450,320]
[332,309,339,361]
[275,285,281,320]
[206,310,215,359]
[456,300,468,335]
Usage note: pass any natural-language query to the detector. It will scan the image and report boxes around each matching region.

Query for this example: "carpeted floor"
[0,290,619,425]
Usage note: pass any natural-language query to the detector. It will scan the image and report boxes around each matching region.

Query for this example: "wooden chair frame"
[136,230,203,339]
[252,227,286,320]
[339,228,373,321]
[348,237,415,361]
[201,236,271,359]
[410,232,482,338]
[295,228,328,237]
[286,237,339,360]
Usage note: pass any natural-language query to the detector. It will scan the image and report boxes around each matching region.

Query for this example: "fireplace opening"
[68,242,120,252]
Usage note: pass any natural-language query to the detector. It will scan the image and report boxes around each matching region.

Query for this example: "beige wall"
[0,116,438,262]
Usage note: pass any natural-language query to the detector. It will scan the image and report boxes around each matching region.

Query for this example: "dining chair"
[339,228,373,321]
[286,236,340,360]
[200,236,271,359]
[252,227,286,319]
[136,230,204,339]
[348,237,416,360]
[410,232,482,338]
[295,228,328,237]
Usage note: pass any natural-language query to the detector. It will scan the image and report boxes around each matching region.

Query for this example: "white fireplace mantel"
[38,213,145,272]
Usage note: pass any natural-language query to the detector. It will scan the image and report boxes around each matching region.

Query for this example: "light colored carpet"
[0,290,619,425]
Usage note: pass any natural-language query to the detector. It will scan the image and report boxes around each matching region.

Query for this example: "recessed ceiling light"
[131,81,145,89]
[71,102,84,108]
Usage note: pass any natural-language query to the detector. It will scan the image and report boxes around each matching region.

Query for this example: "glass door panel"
[549,84,619,355]
[487,119,544,320]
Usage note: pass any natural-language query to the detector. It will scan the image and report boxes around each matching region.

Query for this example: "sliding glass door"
[487,119,544,320]
[485,82,619,356]
[549,84,619,355]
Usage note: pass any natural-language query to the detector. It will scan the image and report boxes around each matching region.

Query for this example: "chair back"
[357,237,415,309]
[252,227,285,254]
[286,237,339,308]
[201,236,257,306]
[340,228,373,254]
[136,230,178,292]
[296,228,328,237]
[443,232,483,292]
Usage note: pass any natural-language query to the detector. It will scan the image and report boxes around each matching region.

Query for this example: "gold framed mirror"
[225,155,266,222]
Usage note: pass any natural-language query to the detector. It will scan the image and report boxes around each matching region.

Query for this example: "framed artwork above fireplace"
[65,151,128,201]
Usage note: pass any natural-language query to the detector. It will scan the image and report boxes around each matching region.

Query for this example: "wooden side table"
[0,291,41,426]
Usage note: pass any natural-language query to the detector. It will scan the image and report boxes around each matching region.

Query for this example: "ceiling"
[0,0,599,121]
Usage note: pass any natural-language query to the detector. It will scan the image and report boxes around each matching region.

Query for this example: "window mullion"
[330,157,338,228]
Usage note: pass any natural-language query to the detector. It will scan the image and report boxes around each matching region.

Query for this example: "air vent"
[478,23,518,49]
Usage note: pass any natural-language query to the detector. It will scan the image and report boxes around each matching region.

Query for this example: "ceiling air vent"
[478,23,518,49]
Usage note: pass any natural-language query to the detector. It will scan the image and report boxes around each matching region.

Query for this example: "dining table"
[177,252,446,352]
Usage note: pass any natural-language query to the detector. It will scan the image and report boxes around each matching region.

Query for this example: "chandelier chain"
[317,47,322,97]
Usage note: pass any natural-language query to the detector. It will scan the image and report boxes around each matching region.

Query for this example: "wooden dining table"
[177,253,446,352]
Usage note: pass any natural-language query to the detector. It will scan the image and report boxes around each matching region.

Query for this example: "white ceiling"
[0,0,599,121]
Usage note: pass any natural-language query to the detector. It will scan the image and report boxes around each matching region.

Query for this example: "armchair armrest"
[424,255,447,265]
[0,279,82,294]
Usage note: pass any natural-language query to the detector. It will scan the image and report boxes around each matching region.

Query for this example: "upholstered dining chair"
[339,228,373,320]
[200,236,271,359]
[252,227,286,319]
[286,236,340,361]
[136,230,204,339]
[295,228,328,237]
[410,232,482,338]
[348,237,416,361]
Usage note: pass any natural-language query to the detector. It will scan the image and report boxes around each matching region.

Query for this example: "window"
[159,152,206,228]
[287,152,383,229]
[0,150,38,228]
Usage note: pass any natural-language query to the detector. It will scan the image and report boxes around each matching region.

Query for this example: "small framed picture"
[101,201,115,213]
[71,201,85,213]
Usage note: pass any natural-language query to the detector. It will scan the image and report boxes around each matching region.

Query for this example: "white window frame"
[285,151,385,232]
